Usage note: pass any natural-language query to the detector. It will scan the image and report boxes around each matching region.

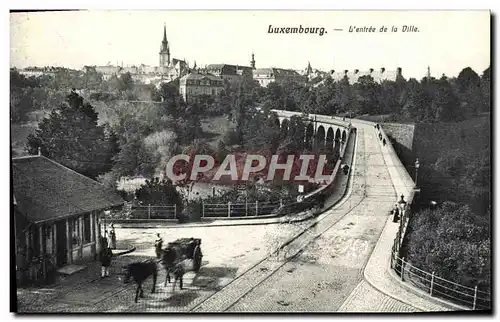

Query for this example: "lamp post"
[414,158,420,187]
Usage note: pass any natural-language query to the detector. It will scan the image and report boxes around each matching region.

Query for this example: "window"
[83,214,91,244]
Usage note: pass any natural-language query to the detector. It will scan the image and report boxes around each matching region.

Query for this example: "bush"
[404,202,490,291]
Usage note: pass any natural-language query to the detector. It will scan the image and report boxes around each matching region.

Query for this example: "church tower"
[159,24,170,67]
[250,52,256,69]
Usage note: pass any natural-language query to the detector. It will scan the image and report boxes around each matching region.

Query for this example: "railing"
[202,199,289,218]
[392,254,491,310]
[130,205,177,219]
[377,122,491,311]
[271,109,352,129]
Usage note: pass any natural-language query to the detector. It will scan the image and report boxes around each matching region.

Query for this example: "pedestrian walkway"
[357,122,458,312]
[338,280,418,312]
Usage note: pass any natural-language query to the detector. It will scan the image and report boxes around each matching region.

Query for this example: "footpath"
[344,121,462,312]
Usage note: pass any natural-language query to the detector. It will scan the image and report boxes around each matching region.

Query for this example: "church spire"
[159,23,170,67]
[163,23,167,43]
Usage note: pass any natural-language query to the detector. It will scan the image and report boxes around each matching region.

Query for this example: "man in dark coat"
[109,224,117,249]
[392,204,400,223]
[155,233,164,259]
[100,247,113,278]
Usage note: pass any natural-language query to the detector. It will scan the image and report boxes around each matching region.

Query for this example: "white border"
[2,1,497,322]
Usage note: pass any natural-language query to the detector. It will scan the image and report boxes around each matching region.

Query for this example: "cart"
[165,238,203,272]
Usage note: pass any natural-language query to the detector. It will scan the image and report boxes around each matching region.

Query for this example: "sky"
[10,10,491,79]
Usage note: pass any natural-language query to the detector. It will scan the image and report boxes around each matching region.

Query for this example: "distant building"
[179,72,224,102]
[91,24,189,84]
[328,67,404,85]
[13,155,124,284]
[253,67,307,87]
[18,66,79,78]
[203,64,253,87]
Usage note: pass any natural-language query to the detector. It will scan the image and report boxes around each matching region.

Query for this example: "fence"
[201,199,287,218]
[130,205,177,219]
[377,122,491,311]
[392,254,491,310]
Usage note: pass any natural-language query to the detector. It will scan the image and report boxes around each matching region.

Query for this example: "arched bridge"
[271,109,352,152]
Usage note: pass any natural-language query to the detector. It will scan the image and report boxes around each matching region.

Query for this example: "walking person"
[155,233,164,259]
[392,204,400,223]
[99,246,113,278]
[109,224,117,250]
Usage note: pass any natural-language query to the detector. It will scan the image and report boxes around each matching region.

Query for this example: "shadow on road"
[162,290,200,307]
[191,266,238,291]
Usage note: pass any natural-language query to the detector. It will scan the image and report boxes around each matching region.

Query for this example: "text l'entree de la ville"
[267,24,419,36]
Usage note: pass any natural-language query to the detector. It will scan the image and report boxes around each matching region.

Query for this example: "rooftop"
[180,72,223,81]
[12,155,124,224]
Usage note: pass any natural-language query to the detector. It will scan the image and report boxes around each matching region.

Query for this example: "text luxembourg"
[268,25,326,36]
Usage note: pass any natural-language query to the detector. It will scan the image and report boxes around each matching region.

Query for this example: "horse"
[122,260,158,303]
[160,244,187,290]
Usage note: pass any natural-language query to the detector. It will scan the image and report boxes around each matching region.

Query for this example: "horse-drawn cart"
[169,237,203,272]
[161,237,203,273]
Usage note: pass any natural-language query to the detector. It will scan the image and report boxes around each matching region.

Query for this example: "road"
[216,122,417,312]
[17,221,311,312]
[17,121,417,313]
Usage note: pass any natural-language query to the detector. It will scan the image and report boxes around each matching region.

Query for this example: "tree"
[401,79,432,121]
[26,91,117,178]
[112,134,156,177]
[406,202,490,290]
[433,76,461,122]
[10,69,42,123]
[456,67,480,93]
[480,66,491,113]
[135,177,184,213]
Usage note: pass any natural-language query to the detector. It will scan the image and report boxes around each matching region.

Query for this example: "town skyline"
[10,10,490,79]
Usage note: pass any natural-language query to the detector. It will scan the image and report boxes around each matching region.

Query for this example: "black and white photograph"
[9,9,492,314]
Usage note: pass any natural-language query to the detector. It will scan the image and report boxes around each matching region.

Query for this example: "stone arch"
[341,130,347,143]
[335,128,342,142]
[274,117,281,128]
[305,123,314,149]
[315,125,326,151]
[326,127,335,153]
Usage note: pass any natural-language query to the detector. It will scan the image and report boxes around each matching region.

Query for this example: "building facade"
[329,67,404,84]
[203,64,254,87]
[13,155,124,285]
[253,67,307,87]
[179,73,224,102]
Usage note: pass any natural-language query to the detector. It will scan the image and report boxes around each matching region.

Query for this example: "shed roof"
[12,155,124,224]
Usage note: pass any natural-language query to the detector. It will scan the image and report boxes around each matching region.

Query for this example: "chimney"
[369,68,374,73]
[344,70,348,75]
[397,67,402,75]
[354,69,359,74]
[380,67,386,73]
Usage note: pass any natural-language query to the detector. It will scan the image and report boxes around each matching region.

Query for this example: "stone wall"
[382,123,416,167]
